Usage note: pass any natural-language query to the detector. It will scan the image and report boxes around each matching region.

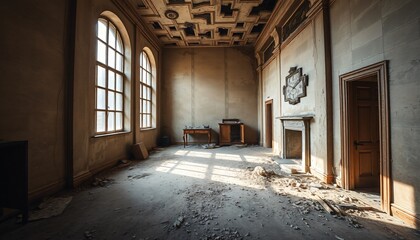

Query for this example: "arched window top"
[95,13,130,134]
[140,51,151,74]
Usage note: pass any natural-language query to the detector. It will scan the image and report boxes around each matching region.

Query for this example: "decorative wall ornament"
[283,67,309,105]
[165,10,179,20]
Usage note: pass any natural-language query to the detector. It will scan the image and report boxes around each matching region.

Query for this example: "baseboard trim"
[28,180,66,201]
[73,171,93,187]
[310,167,334,184]
[73,160,119,186]
[391,203,420,228]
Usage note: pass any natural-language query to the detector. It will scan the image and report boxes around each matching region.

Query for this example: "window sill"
[140,127,156,132]
[92,131,132,138]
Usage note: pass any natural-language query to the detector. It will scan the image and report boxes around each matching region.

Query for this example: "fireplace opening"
[285,129,302,159]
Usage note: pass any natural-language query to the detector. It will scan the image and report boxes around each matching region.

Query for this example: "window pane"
[97,65,106,87]
[97,111,106,132]
[108,24,116,49]
[116,74,123,92]
[108,70,115,90]
[146,115,151,127]
[97,41,106,64]
[142,100,147,114]
[142,86,147,100]
[146,60,151,72]
[97,19,107,42]
[147,87,152,100]
[108,112,115,131]
[142,115,147,128]
[116,32,123,53]
[147,101,151,114]
[97,88,106,110]
[108,92,115,110]
[116,93,123,111]
[108,48,115,68]
[116,112,123,130]
[141,53,146,67]
[116,53,123,72]
[147,72,151,85]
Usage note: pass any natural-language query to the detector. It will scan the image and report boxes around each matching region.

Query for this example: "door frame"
[339,61,391,213]
[265,99,273,148]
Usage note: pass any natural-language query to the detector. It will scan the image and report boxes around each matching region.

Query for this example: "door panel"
[351,81,380,188]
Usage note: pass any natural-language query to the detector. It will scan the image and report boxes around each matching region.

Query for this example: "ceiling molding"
[125,0,279,47]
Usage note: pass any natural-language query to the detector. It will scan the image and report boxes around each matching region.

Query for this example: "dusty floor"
[1,145,419,240]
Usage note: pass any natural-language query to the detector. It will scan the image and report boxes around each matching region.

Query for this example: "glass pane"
[142,100,147,114]
[116,112,123,130]
[142,115,147,128]
[97,88,106,110]
[146,60,151,72]
[147,72,151,86]
[97,41,106,64]
[108,23,116,49]
[108,92,115,110]
[147,101,151,114]
[142,86,147,100]
[116,93,123,111]
[108,48,115,68]
[96,111,106,132]
[108,112,115,131]
[97,65,106,87]
[108,70,115,90]
[141,52,145,67]
[97,19,107,42]
[146,115,151,128]
[116,74,123,92]
[116,32,123,53]
[147,88,152,100]
[143,69,147,84]
[116,53,123,72]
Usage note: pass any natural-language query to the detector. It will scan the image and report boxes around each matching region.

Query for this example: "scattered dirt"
[1,145,418,240]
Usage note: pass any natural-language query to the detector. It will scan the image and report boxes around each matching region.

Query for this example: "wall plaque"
[283,67,309,105]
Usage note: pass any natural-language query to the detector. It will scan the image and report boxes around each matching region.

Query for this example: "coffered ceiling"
[126,0,279,47]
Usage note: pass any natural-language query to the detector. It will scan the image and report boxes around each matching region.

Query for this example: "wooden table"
[183,128,212,147]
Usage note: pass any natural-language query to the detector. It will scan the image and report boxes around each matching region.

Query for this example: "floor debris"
[28,197,73,221]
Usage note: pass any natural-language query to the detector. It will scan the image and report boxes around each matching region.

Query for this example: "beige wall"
[0,0,69,198]
[330,0,420,219]
[73,0,161,183]
[259,9,329,177]
[162,47,258,145]
[0,0,162,200]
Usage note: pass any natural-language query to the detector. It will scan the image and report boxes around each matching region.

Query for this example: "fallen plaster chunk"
[29,196,73,221]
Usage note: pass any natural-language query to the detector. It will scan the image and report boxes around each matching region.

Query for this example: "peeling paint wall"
[162,48,258,145]
[331,0,420,218]
[260,12,329,177]
[0,0,68,198]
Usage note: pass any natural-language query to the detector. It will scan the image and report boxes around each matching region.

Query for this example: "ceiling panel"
[127,0,279,47]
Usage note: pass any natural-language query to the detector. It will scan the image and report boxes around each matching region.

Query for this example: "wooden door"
[240,124,245,144]
[265,100,273,148]
[219,124,230,145]
[350,81,380,188]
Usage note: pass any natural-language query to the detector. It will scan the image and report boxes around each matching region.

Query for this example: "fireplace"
[279,115,313,172]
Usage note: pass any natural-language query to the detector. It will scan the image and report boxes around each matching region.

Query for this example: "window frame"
[139,51,153,129]
[95,17,126,134]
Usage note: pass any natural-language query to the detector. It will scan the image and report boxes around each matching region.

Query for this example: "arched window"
[95,17,125,133]
[139,51,153,129]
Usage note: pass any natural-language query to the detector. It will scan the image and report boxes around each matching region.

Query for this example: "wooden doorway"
[350,79,379,189]
[340,61,390,213]
[265,100,273,148]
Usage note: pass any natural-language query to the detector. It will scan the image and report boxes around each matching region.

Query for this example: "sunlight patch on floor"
[214,153,242,161]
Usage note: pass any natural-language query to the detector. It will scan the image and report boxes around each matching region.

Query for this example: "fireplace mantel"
[277,115,314,172]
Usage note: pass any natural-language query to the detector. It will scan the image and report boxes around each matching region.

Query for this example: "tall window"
[95,18,125,133]
[139,51,152,129]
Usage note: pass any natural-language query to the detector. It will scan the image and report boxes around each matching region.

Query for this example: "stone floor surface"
[1,145,419,240]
